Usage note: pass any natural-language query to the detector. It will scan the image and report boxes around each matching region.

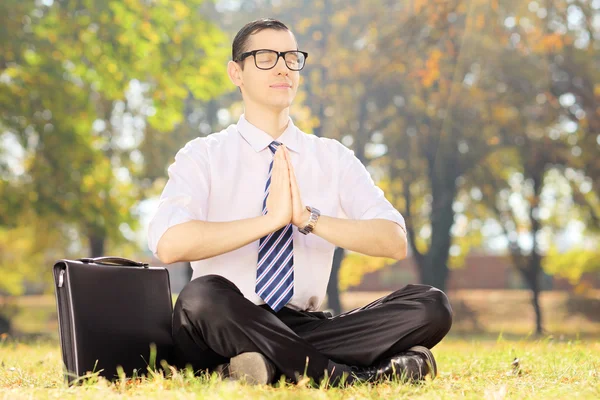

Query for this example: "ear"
[227,60,243,89]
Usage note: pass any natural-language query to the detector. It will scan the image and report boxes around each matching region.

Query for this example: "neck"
[243,104,290,139]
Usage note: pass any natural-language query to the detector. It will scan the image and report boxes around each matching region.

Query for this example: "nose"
[273,54,289,75]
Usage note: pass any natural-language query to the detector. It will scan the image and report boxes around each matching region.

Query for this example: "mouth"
[270,84,292,89]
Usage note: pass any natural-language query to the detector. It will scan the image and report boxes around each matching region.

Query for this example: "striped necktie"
[255,141,294,312]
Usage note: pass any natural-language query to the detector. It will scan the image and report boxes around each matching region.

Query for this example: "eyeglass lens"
[255,50,305,70]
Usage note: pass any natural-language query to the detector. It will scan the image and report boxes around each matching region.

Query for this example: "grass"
[2,290,599,398]
[1,336,599,399]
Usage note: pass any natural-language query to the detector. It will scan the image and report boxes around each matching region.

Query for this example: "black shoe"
[215,352,276,385]
[350,346,437,383]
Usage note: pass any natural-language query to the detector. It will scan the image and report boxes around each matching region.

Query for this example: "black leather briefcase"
[52,257,174,385]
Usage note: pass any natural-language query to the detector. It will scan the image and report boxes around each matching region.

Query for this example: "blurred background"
[0,0,599,340]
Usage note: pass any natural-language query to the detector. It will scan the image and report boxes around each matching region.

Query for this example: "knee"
[420,286,453,334]
[174,274,236,322]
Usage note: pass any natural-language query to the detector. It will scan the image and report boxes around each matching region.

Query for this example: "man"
[148,18,452,386]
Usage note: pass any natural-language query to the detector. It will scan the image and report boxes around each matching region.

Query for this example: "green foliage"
[1,0,598,299]
[544,246,600,284]
[32,0,229,131]
[0,0,229,292]
[0,213,63,295]
[215,0,600,291]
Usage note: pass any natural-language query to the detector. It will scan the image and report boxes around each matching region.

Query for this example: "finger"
[272,149,280,174]
[271,157,282,192]
[279,145,288,169]
[289,161,299,195]
[282,144,289,162]
[284,153,297,193]
[276,145,284,162]
[279,146,290,176]
[274,146,284,170]
[271,165,279,191]
[278,149,288,185]
[284,147,293,172]
[283,147,292,169]
[283,147,295,180]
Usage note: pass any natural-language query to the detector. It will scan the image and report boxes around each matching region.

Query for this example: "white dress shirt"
[147,114,406,311]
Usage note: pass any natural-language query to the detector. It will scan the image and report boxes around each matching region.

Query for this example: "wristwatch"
[298,206,320,235]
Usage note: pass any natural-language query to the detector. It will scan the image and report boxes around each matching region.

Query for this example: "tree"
[270,0,410,311]
[0,0,228,246]
[481,0,599,333]
[469,143,568,334]
[363,0,524,291]
[223,0,531,295]
[0,0,229,304]
[543,0,600,234]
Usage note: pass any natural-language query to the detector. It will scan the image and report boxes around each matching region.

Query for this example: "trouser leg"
[171,274,330,381]
[278,284,453,367]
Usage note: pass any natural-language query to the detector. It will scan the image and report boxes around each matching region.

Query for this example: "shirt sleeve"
[337,143,406,232]
[147,139,210,257]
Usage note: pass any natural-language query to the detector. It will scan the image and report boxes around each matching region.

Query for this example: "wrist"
[263,213,286,231]
[294,208,312,228]
[298,206,321,235]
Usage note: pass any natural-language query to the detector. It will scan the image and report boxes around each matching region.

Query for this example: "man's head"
[227,19,307,113]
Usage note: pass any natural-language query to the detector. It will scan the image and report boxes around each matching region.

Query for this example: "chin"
[266,100,294,111]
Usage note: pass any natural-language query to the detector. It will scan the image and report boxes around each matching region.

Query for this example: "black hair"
[232,18,292,70]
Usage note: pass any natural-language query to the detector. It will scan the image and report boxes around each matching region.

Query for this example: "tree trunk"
[88,230,105,258]
[521,268,544,335]
[0,311,10,335]
[324,97,367,313]
[415,174,456,292]
[417,257,449,292]
[526,243,544,335]
[528,171,544,335]
[326,247,345,315]
[531,281,543,335]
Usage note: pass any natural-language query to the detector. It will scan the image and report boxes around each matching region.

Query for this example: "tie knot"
[268,141,282,154]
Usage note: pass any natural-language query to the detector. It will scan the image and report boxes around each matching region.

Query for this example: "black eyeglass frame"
[236,49,309,71]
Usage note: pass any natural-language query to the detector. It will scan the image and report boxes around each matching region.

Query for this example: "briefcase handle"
[77,256,149,268]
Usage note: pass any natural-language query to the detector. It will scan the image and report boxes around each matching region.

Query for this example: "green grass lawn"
[1,336,599,399]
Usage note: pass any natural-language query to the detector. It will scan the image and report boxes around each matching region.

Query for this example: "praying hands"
[264,144,311,230]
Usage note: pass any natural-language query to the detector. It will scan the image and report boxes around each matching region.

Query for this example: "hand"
[264,145,293,229]
[283,146,311,228]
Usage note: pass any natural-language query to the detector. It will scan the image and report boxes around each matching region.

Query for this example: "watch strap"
[299,206,320,235]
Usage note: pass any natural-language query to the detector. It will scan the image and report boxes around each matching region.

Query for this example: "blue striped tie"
[255,141,294,312]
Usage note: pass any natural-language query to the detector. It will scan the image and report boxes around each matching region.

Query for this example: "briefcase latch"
[57,269,65,288]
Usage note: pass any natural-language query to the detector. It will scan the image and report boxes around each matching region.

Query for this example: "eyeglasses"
[236,49,308,71]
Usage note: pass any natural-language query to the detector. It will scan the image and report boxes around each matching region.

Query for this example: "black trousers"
[172,274,453,381]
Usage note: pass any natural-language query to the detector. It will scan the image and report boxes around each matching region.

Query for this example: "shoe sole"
[229,352,275,385]
[408,345,437,380]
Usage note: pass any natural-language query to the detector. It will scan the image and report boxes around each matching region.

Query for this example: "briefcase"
[53,257,174,385]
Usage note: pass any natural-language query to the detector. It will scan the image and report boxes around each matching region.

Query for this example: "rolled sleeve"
[338,144,406,232]
[147,139,210,257]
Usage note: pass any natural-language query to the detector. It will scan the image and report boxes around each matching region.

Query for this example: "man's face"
[231,29,301,111]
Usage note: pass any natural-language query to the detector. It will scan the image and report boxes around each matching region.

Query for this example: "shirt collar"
[237,114,300,153]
